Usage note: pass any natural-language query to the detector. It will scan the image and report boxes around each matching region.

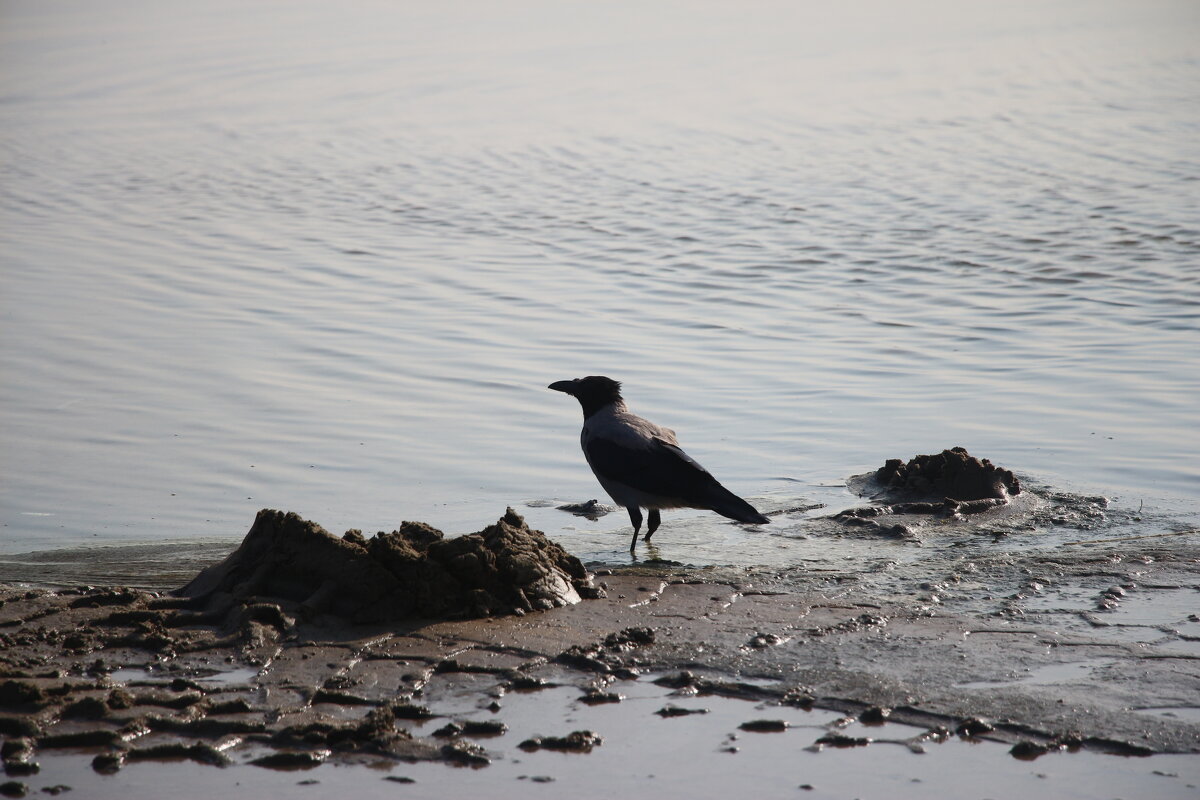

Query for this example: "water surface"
[2,0,1198,568]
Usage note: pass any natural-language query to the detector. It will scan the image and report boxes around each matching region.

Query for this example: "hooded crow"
[549,376,770,551]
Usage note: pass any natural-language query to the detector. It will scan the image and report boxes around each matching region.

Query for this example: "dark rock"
[440,741,490,766]
[250,751,327,770]
[1010,740,1054,760]
[746,632,784,649]
[868,447,1020,502]
[651,672,779,702]
[60,633,91,652]
[815,734,871,747]
[432,722,463,738]
[177,508,598,621]
[654,671,700,690]
[603,627,655,649]
[739,719,789,732]
[859,706,891,724]
[391,702,433,720]
[434,720,507,737]
[90,752,125,775]
[579,688,622,705]
[2,761,37,778]
[0,741,31,762]
[554,645,610,673]
[518,731,601,753]
[168,678,207,694]
[459,720,506,736]
[1057,731,1085,749]
[555,500,611,520]
[655,705,709,717]
[0,781,26,798]
[957,717,995,737]
[106,689,135,710]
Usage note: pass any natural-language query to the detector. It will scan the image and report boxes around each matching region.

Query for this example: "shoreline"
[2,546,1199,795]
[1,490,1198,796]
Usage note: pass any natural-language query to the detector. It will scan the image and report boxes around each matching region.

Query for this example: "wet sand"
[2,510,1198,798]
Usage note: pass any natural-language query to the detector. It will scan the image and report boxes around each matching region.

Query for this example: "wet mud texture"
[179,508,601,621]
[1,555,1198,786]
[834,448,1027,536]
[1,493,1198,789]
[869,447,1021,502]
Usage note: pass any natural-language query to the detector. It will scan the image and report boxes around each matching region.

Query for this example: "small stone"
[433,722,464,738]
[781,690,814,709]
[579,688,622,705]
[956,717,994,737]
[91,752,125,775]
[1,762,37,779]
[859,706,891,724]
[1010,741,1052,760]
[815,734,871,747]
[441,741,490,766]
[655,705,709,718]
[518,731,601,753]
[746,632,784,649]
[739,720,788,733]
[250,752,327,769]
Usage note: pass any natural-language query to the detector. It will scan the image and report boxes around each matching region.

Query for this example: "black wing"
[585,436,719,504]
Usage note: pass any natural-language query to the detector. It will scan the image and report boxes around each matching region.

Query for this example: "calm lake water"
[2,0,1198,571]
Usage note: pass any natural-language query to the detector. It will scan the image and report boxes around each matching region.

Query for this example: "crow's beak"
[548,379,577,394]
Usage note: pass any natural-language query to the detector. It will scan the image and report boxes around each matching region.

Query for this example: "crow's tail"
[704,483,770,524]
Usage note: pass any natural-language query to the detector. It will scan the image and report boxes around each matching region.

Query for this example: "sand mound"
[870,447,1020,502]
[178,508,601,621]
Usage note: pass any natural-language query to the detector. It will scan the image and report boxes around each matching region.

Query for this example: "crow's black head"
[548,376,624,418]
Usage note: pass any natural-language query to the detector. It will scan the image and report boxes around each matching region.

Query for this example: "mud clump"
[870,447,1020,502]
[518,731,602,753]
[178,508,601,622]
[739,719,789,733]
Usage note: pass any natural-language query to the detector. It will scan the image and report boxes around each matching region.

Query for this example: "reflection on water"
[1,0,1198,568]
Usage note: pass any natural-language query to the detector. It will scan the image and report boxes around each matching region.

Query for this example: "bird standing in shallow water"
[549,376,770,551]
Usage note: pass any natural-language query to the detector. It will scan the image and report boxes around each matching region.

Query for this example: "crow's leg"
[627,506,643,552]
[644,509,661,541]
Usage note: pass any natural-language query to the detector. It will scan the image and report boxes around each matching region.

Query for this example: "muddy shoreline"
[1,478,1198,795]
[2,545,1198,790]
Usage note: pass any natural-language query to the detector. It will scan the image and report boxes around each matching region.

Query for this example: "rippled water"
[2,0,1198,569]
